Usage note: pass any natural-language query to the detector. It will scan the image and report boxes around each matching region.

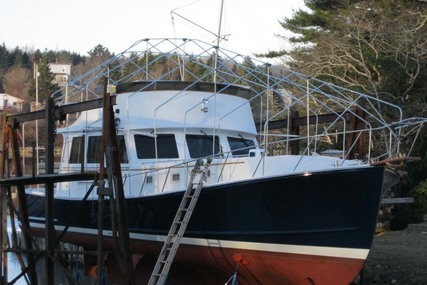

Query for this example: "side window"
[87,136,102,163]
[227,136,255,156]
[69,136,83,163]
[186,134,221,158]
[117,135,129,163]
[69,135,128,164]
[87,135,129,163]
[135,134,179,159]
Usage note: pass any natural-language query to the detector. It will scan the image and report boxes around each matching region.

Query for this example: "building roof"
[49,63,71,75]
[0,93,25,111]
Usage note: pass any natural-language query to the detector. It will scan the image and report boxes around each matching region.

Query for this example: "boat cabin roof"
[116,81,252,99]
[59,80,257,135]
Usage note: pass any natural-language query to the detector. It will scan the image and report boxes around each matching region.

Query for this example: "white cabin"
[52,81,363,199]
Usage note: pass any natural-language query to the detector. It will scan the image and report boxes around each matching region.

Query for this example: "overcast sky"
[0,0,305,57]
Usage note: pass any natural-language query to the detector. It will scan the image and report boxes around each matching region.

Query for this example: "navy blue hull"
[27,166,384,250]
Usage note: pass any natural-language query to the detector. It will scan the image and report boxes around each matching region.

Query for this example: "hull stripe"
[30,222,369,260]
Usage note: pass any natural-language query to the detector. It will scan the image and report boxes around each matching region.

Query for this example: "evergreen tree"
[12,47,24,67]
[88,44,109,57]
[6,47,17,69]
[0,43,10,69]
[21,52,31,69]
[277,0,427,114]
[0,43,8,93]
[32,57,59,104]
[44,49,57,63]
[33,49,43,62]
[183,56,210,81]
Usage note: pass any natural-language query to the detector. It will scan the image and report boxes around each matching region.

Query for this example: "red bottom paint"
[32,229,365,285]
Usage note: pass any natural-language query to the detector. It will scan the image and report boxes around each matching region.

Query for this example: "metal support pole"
[45,97,56,285]
[97,78,135,284]
[10,123,39,285]
[0,186,7,285]
[0,101,10,285]
[97,80,109,285]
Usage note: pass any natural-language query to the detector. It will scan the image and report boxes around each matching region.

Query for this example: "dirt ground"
[362,221,427,285]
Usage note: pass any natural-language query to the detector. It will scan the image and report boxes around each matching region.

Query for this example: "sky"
[0,0,305,57]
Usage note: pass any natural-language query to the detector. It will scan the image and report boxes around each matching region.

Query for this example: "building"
[49,63,71,87]
[0,93,25,112]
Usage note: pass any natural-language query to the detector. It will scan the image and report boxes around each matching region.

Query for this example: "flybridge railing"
[55,38,422,162]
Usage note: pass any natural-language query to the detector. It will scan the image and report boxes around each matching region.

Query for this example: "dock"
[0,86,135,285]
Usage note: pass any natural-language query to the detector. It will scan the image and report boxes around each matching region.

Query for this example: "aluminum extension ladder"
[148,158,211,285]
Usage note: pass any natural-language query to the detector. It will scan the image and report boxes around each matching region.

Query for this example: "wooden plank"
[381,197,414,204]
[0,172,98,186]
[371,156,421,166]
[6,96,116,124]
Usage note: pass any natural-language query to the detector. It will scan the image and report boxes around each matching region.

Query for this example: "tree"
[73,45,111,80]
[2,66,32,101]
[88,44,109,57]
[0,44,7,92]
[182,56,210,81]
[0,43,10,69]
[56,50,85,66]
[277,0,427,118]
[276,0,427,213]
[31,57,59,103]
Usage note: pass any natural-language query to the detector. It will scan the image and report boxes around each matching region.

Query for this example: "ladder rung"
[148,163,208,284]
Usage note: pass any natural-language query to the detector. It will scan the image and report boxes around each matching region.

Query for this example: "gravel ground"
[362,221,427,285]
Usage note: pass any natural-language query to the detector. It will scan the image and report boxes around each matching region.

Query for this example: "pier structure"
[0,81,135,285]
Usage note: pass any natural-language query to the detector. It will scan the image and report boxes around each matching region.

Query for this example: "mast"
[170,0,226,85]
[213,0,225,157]
[213,0,225,85]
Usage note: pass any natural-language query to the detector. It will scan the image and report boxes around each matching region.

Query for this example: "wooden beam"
[6,96,116,124]
[0,172,98,187]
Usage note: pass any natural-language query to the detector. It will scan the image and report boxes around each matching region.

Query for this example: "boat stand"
[0,80,135,285]
[96,79,135,285]
[0,101,38,285]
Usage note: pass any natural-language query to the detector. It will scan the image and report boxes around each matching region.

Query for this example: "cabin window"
[117,135,129,163]
[186,134,221,158]
[227,136,255,156]
[134,134,179,159]
[69,135,128,164]
[87,136,101,163]
[69,136,83,163]
[87,135,128,163]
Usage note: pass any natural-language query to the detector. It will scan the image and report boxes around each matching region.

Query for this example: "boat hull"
[26,166,384,285]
